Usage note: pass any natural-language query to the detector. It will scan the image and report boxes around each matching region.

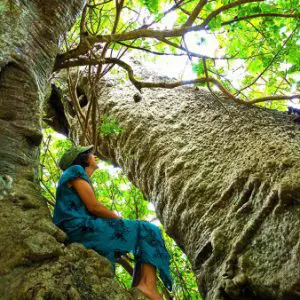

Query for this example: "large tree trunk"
[0,2,145,299]
[64,71,300,299]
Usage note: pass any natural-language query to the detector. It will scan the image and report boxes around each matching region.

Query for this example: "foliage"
[39,126,201,299]
[140,0,160,13]
[49,0,300,169]
[39,127,72,210]
[55,0,299,113]
[98,115,124,137]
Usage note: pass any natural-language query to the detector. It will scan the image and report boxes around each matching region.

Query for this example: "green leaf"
[140,0,159,13]
[98,115,124,137]
[208,15,222,31]
[192,62,204,75]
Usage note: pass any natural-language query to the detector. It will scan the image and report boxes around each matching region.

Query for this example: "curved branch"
[200,0,263,28]
[157,37,211,59]
[80,4,88,40]
[182,0,207,28]
[239,25,298,93]
[54,57,300,114]
[248,94,300,104]
[174,0,197,19]
[142,0,186,29]
[222,13,300,26]
[58,0,263,60]
[54,56,246,105]
[112,0,124,34]
[116,41,201,57]
[87,0,112,8]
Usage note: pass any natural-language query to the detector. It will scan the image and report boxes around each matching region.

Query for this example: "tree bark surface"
[0,2,146,299]
[71,70,300,299]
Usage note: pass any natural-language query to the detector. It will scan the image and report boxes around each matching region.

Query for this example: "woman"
[53,145,172,300]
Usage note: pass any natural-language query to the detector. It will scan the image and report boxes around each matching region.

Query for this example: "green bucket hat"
[59,145,94,170]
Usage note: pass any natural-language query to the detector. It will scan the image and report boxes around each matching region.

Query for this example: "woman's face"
[87,153,98,169]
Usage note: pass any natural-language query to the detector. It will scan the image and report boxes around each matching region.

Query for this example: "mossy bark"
[0,2,146,299]
[63,71,300,299]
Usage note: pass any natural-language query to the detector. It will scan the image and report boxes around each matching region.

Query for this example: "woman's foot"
[136,283,163,300]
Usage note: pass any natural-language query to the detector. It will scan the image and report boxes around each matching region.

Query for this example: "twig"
[182,0,207,28]
[39,179,56,204]
[202,58,232,116]
[222,13,300,26]
[248,94,300,105]
[239,25,298,93]
[87,0,112,8]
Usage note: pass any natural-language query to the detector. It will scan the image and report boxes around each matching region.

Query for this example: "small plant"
[98,115,123,137]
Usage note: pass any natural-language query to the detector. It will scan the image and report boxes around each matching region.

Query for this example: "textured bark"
[61,69,300,299]
[0,2,146,299]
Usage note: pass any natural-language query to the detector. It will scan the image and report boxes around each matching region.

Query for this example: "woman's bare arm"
[71,178,121,219]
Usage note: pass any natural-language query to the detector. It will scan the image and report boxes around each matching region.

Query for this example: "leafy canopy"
[53,0,299,110]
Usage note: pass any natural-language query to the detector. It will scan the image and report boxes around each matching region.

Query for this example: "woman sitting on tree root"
[52,145,172,300]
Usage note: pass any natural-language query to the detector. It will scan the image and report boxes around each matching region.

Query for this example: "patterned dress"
[53,165,172,290]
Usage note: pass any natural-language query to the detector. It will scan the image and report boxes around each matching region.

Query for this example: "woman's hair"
[70,149,93,169]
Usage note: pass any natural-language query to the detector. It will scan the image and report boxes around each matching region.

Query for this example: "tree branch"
[58,0,263,61]
[222,13,300,26]
[174,0,200,19]
[116,41,200,57]
[54,56,246,105]
[86,0,112,8]
[182,0,207,28]
[140,0,186,30]
[156,37,214,59]
[200,0,264,28]
[55,56,300,108]
[248,94,300,104]
[239,25,298,93]
[80,4,88,40]
[112,0,124,34]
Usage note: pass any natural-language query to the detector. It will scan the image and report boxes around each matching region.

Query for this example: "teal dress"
[53,165,172,290]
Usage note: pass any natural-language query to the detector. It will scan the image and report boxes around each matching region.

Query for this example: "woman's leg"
[73,218,172,294]
[131,261,142,288]
[135,263,163,300]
